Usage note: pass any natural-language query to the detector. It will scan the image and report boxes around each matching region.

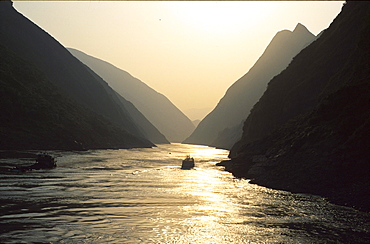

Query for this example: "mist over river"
[0,144,369,243]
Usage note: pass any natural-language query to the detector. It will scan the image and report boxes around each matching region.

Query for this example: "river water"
[0,143,369,243]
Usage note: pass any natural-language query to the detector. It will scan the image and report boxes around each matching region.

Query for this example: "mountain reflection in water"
[0,144,369,243]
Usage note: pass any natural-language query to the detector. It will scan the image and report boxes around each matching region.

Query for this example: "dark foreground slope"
[184,24,315,148]
[68,48,194,142]
[0,1,154,149]
[221,2,370,211]
[0,44,151,150]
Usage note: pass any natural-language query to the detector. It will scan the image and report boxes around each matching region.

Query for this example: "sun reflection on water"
[189,145,229,161]
[160,144,247,242]
[2,144,366,243]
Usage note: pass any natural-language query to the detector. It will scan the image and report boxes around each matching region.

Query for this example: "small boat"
[181,155,194,170]
[12,153,56,172]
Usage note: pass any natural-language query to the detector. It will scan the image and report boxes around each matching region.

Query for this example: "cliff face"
[0,1,154,149]
[183,23,316,148]
[223,1,370,211]
[68,48,195,143]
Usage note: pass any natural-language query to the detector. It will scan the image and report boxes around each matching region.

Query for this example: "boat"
[181,155,194,170]
[12,153,56,172]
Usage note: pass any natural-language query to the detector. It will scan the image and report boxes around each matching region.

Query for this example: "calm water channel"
[0,143,369,243]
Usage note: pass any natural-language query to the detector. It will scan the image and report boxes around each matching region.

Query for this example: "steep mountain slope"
[212,121,244,150]
[0,0,154,148]
[0,44,151,150]
[221,1,370,211]
[81,63,168,144]
[184,23,316,148]
[68,48,195,142]
[114,93,169,144]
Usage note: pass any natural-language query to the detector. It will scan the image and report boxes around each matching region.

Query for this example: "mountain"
[0,0,154,149]
[211,121,244,150]
[220,1,370,211]
[184,23,316,148]
[79,58,168,145]
[67,48,195,142]
[0,44,151,150]
[184,107,212,121]
[113,94,169,144]
[192,120,201,127]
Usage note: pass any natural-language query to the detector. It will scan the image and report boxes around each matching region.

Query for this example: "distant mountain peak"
[293,23,311,34]
[183,22,316,147]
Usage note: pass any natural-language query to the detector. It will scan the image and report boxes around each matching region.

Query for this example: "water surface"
[1,143,369,243]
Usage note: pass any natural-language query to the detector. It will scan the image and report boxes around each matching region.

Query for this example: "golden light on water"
[186,144,229,161]
[2,144,367,243]
[162,145,243,241]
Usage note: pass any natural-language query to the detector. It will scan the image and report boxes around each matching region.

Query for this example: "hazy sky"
[13,1,344,120]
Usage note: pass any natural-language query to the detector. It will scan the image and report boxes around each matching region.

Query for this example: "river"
[0,143,369,243]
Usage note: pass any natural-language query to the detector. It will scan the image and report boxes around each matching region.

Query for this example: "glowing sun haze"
[13,1,344,120]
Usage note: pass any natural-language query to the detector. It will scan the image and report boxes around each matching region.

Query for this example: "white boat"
[181,155,194,169]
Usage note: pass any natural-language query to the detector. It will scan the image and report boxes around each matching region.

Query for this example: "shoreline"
[217,159,370,213]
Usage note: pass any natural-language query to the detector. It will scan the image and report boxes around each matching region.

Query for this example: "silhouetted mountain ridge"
[221,1,370,211]
[0,44,151,150]
[0,0,156,149]
[68,48,195,142]
[184,23,316,149]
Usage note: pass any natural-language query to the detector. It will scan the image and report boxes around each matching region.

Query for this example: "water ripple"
[0,144,369,243]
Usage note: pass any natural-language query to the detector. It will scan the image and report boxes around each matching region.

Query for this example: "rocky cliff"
[221,1,370,212]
